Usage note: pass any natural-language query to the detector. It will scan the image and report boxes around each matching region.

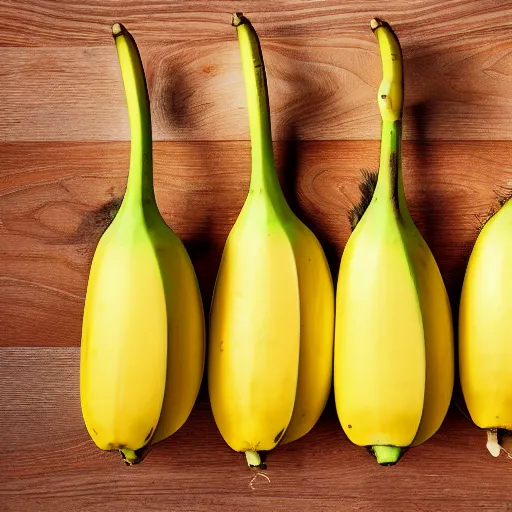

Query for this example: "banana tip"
[112,23,124,37]
[370,18,384,31]
[232,12,245,27]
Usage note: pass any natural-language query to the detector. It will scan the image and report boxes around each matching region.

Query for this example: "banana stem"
[233,13,283,201]
[374,120,402,211]
[371,18,403,121]
[119,448,140,465]
[372,445,402,465]
[245,450,262,467]
[371,18,404,213]
[112,23,156,211]
[486,429,501,457]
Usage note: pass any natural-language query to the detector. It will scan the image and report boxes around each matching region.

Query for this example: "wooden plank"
[1,140,511,347]
[1,0,511,48]
[1,24,511,141]
[2,3,512,509]
[0,347,511,512]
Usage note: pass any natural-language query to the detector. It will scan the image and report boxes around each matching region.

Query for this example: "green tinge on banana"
[370,19,405,465]
[112,23,155,211]
[116,23,160,465]
[335,18,453,466]
[372,445,403,465]
[81,23,204,465]
[231,13,286,206]
[207,14,333,467]
[245,450,262,467]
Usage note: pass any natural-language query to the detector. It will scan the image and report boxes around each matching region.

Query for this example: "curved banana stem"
[233,13,283,202]
[371,18,404,215]
[112,23,156,211]
[371,18,403,122]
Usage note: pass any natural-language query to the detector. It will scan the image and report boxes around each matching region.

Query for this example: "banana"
[460,197,512,456]
[208,13,334,467]
[80,23,205,464]
[334,18,454,465]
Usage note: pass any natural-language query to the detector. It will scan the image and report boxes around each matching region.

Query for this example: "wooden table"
[1,1,511,510]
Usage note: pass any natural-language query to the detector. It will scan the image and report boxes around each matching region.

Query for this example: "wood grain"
[2,2,512,508]
[1,0,511,48]
[1,140,511,347]
[0,7,511,141]
[0,347,511,512]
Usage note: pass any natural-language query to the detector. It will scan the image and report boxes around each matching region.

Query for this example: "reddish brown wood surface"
[2,140,511,347]
[0,1,511,141]
[0,348,511,512]
[1,0,511,48]
[1,1,512,510]
[1,40,511,141]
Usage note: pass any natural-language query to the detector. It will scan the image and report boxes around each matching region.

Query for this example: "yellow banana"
[208,13,334,467]
[460,198,512,456]
[334,18,454,465]
[80,23,205,464]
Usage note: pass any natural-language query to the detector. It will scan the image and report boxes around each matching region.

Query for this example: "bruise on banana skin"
[389,151,400,214]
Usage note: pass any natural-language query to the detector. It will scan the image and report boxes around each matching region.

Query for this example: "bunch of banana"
[80,24,205,464]
[460,196,512,457]
[333,18,454,465]
[208,13,334,468]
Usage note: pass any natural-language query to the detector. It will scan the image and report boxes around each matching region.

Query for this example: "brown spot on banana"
[274,428,285,444]
[144,427,154,442]
[389,150,400,214]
